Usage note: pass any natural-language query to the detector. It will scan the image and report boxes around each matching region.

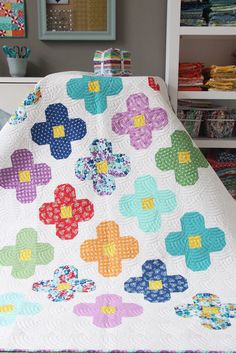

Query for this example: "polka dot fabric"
[0,73,236,352]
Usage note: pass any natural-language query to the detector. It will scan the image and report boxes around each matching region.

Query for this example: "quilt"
[0,72,236,352]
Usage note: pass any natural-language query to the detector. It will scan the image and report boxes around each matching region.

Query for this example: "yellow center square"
[19,249,32,262]
[202,307,220,315]
[100,306,116,314]
[103,242,116,257]
[0,304,14,313]
[88,80,100,93]
[133,114,146,128]
[53,125,65,139]
[96,161,109,174]
[60,206,73,219]
[188,235,202,249]
[18,170,31,183]
[149,280,163,290]
[142,197,155,210]
[178,151,191,164]
[57,283,71,291]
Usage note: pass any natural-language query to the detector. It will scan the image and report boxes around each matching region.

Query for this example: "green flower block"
[0,228,54,279]
[155,130,208,186]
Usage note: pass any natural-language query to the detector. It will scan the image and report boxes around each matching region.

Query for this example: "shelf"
[194,138,236,148]
[178,91,236,100]
[0,77,41,83]
[180,26,236,36]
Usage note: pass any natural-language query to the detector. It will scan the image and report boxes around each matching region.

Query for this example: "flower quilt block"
[80,221,139,277]
[39,184,94,240]
[0,228,54,279]
[75,138,130,196]
[156,130,209,186]
[112,93,168,150]
[165,212,226,271]
[74,294,143,328]
[33,265,96,302]
[0,293,41,326]
[175,293,236,330]
[31,103,87,160]
[124,259,188,303]
[67,76,123,115]
[119,175,176,232]
[0,149,51,203]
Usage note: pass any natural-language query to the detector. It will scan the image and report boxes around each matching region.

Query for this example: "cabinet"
[0,77,41,115]
[165,0,236,149]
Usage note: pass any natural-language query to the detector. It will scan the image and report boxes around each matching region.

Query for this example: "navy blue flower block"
[124,259,188,303]
[31,103,87,160]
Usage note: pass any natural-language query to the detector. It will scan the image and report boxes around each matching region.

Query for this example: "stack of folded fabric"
[181,0,208,26]
[94,48,132,76]
[205,65,236,91]
[208,0,236,26]
[208,151,236,199]
[178,62,204,91]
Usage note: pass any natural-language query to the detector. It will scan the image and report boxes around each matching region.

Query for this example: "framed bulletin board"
[38,0,116,40]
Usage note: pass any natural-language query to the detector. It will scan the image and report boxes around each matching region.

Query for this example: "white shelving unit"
[165,0,236,149]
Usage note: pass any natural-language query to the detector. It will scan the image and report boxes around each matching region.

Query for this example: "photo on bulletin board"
[0,0,26,38]
[38,0,116,40]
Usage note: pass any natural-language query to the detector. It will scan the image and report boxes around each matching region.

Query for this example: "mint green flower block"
[67,76,123,115]
[119,175,177,232]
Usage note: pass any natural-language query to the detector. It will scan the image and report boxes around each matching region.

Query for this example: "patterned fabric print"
[0,149,51,203]
[156,130,209,186]
[73,294,143,328]
[124,259,188,303]
[112,93,168,150]
[0,228,53,279]
[39,184,94,240]
[67,75,123,115]
[0,1,26,38]
[32,265,96,302]
[9,85,42,125]
[75,138,130,196]
[80,221,139,277]
[165,212,226,272]
[175,293,236,330]
[119,175,176,232]
[0,292,41,326]
[31,103,86,160]
[148,77,160,91]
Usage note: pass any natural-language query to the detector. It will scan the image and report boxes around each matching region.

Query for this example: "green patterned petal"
[15,228,37,249]
[0,246,17,266]
[36,243,54,265]
[172,130,194,151]
[175,164,199,186]
[155,147,177,171]
[12,261,36,279]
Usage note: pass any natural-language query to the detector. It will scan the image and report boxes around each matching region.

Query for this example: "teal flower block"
[175,293,236,330]
[67,76,123,115]
[165,212,226,271]
[0,293,41,326]
[119,175,177,232]
[0,228,54,279]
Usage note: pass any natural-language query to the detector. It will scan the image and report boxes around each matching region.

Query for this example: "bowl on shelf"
[178,109,202,138]
[203,109,235,139]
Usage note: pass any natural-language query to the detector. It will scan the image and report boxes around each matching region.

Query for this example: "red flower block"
[39,184,94,240]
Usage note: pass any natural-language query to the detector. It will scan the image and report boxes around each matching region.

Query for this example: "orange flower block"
[80,221,139,277]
